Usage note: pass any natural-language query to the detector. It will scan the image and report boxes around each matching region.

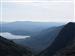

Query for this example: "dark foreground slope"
[39,22,75,56]
[54,37,75,56]
[0,36,33,56]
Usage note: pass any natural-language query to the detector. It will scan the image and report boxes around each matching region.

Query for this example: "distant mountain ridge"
[0,21,64,36]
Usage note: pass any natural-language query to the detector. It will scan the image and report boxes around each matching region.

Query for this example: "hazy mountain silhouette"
[0,36,33,56]
[39,22,75,56]
[0,21,64,36]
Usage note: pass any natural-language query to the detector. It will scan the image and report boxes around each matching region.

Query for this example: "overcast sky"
[0,1,74,22]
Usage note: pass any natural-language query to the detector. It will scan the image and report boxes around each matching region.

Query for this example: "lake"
[0,32,30,39]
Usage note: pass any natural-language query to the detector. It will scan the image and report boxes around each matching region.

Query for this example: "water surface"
[0,32,30,39]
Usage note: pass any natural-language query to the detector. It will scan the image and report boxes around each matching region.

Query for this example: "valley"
[0,22,75,56]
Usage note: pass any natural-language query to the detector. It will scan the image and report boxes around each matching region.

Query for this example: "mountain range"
[0,21,64,36]
[13,24,63,54]
[0,22,75,56]
[13,22,75,56]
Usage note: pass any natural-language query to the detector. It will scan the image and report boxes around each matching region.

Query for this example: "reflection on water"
[0,32,30,39]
